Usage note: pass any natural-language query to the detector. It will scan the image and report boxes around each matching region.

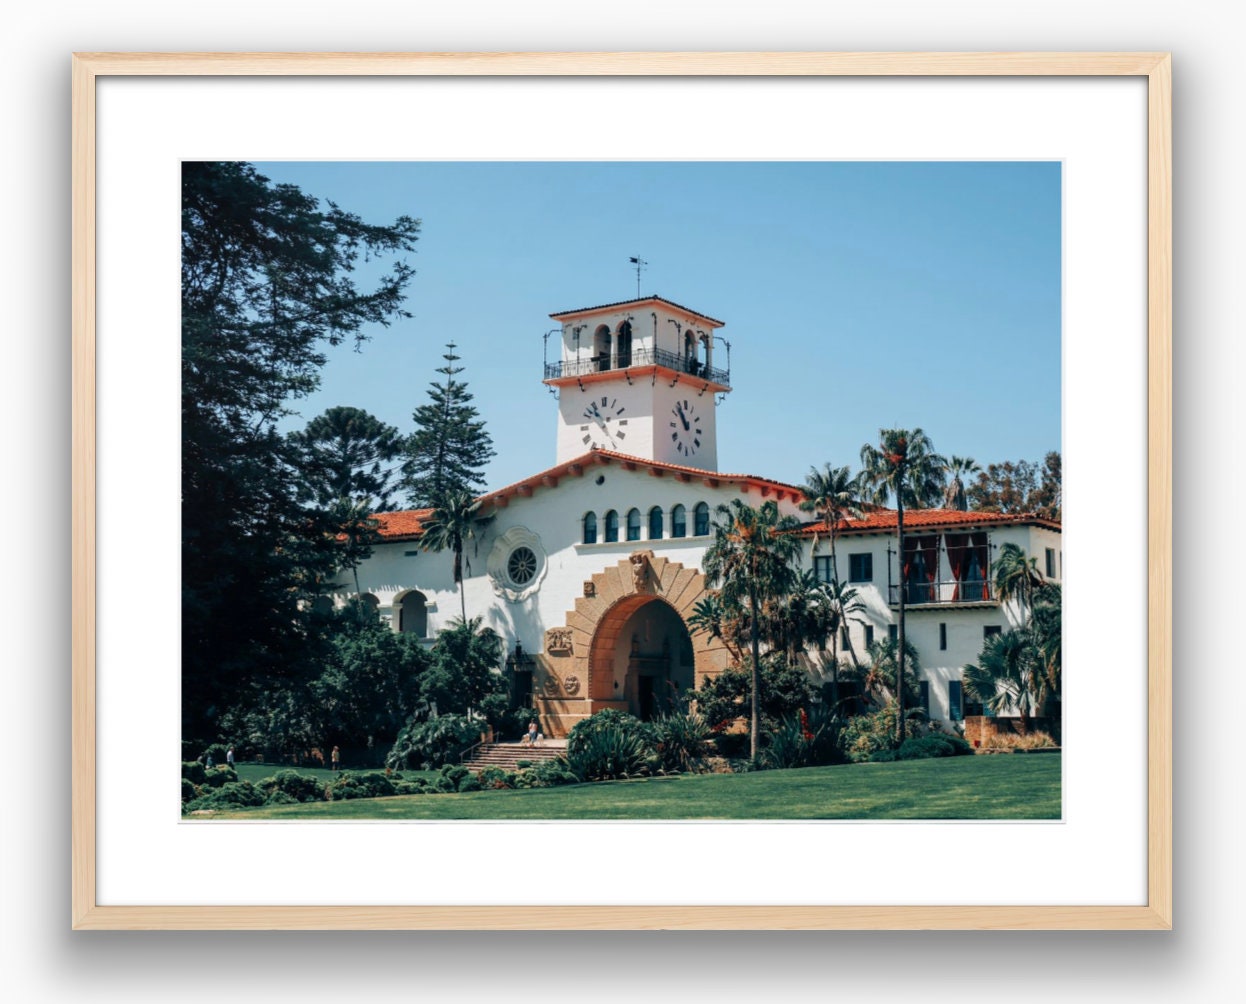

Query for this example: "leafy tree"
[859,428,946,742]
[311,617,430,751]
[289,406,404,609]
[181,161,419,738]
[967,452,1061,519]
[691,654,818,741]
[420,488,494,622]
[403,342,496,507]
[851,637,925,711]
[700,499,803,758]
[419,616,506,716]
[941,455,981,511]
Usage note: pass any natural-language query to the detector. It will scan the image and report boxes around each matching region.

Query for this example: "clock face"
[669,398,703,457]
[580,396,627,449]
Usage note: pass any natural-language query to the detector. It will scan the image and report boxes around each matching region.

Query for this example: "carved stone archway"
[534,551,731,736]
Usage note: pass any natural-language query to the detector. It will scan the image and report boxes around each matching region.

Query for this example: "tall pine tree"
[403,343,495,507]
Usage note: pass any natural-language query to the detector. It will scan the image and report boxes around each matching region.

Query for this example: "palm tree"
[419,488,494,623]
[962,630,1041,735]
[992,542,1044,620]
[941,455,981,511]
[818,577,867,710]
[800,464,864,584]
[799,463,864,670]
[701,498,802,759]
[859,428,946,741]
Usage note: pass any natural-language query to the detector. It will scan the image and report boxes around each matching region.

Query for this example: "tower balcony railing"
[887,579,996,606]
[544,345,730,387]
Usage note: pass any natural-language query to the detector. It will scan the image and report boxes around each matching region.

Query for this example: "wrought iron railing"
[887,579,995,605]
[544,345,730,386]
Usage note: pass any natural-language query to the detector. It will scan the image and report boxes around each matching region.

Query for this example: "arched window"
[593,325,612,372]
[359,593,381,621]
[398,591,428,638]
[626,508,642,541]
[648,506,664,540]
[582,511,598,544]
[604,509,619,543]
[671,504,687,538]
[693,501,710,536]
[616,320,633,368]
[684,331,696,372]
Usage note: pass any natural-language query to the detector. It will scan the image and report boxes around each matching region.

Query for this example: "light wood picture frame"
[71,51,1172,931]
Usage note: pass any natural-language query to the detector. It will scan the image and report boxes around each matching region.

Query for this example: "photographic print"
[181,159,1063,822]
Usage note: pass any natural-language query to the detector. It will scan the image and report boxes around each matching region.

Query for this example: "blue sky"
[257,161,1061,493]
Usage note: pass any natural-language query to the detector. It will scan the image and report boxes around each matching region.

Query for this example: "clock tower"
[543,296,730,471]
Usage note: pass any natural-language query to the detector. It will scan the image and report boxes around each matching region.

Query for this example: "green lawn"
[203,753,1060,821]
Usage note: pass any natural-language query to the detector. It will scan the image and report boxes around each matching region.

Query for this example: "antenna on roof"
[628,256,648,299]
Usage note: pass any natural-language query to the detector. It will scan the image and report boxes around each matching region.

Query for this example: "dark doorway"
[638,675,657,722]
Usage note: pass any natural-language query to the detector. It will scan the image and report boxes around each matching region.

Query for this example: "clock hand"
[676,404,690,431]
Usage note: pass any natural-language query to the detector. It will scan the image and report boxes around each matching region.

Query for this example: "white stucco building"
[348,296,1061,736]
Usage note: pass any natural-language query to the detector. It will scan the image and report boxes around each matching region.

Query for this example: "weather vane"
[628,256,648,299]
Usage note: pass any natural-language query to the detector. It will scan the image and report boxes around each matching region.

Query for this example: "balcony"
[887,579,995,607]
[544,345,730,388]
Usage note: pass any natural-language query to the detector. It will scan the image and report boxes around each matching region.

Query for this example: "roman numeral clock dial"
[670,399,702,457]
[580,397,627,449]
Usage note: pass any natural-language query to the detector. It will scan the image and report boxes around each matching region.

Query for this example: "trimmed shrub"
[201,765,239,788]
[512,759,578,789]
[257,769,325,803]
[457,775,482,793]
[840,703,902,763]
[395,781,426,795]
[329,771,396,801]
[184,781,265,812]
[477,766,514,790]
[181,778,197,803]
[181,761,206,785]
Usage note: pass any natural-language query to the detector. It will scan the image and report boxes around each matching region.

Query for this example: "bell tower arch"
[542,296,731,471]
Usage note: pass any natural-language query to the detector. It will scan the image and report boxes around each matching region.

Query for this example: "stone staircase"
[462,740,567,772]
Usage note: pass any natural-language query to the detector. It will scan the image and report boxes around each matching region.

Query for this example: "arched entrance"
[588,595,695,720]
[531,551,733,736]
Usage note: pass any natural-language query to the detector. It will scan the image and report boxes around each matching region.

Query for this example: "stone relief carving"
[545,627,574,655]
[629,549,655,593]
[563,674,581,696]
[583,580,596,598]
[543,676,561,696]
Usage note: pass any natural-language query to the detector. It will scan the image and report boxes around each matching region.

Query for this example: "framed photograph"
[72,52,1171,929]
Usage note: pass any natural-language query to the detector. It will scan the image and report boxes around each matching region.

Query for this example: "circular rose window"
[507,546,538,585]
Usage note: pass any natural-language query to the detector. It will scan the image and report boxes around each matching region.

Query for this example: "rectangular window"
[915,680,930,718]
[948,680,963,721]
[813,555,834,583]
[840,626,850,651]
[888,624,898,643]
[864,625,875,648]
[848,553,873,583]
[939,623,947,650]
[1046,547,1057,578]
[984,625,1002,640]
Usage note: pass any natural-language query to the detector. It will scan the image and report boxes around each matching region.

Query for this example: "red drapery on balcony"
[945,532,968,601]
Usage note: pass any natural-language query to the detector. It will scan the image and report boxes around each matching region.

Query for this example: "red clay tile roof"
[550,295,725,327]
[370,508,434,541]
[478,449,806,508]
[372,458,1061,541]
[797,507,1061,536]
